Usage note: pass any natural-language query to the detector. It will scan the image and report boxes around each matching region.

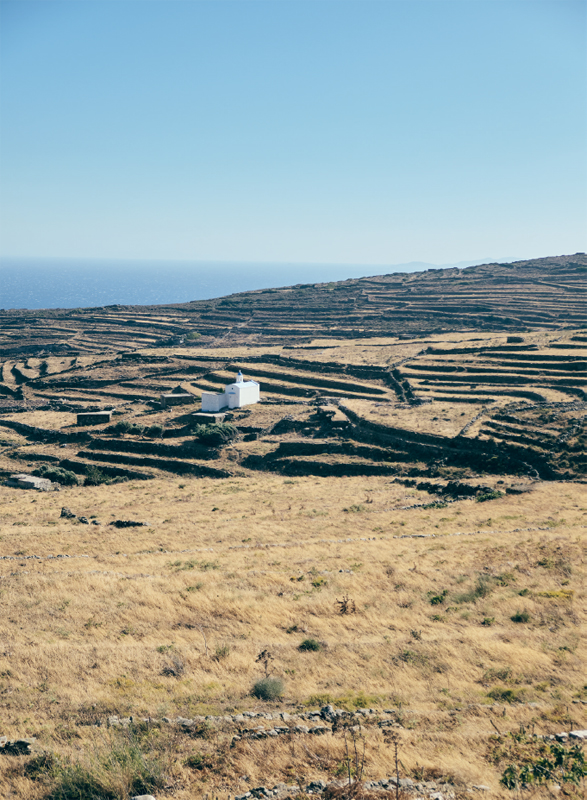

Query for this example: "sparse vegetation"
[511,610,531,623]
[192,422,237,445]
[32,465,78,486]
[476,490,504,503]
[251,676,284,701]
[298,638,322,652]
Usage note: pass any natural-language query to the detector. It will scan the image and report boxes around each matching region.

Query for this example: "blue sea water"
[0,257,494,311]
[0,259,395,311]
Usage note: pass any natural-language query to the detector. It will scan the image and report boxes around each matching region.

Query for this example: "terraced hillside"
[0,254,586,488]
[1,255,585,356]
[0,335,585,492]
[1,255,586,800]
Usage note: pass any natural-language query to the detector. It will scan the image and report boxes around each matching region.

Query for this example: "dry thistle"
[255,648,273,677]
[336,595,356,615]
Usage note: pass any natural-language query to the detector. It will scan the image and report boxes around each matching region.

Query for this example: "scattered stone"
[569,729,587,739]
[78,516,89,524]
[0,737,37,755]
[471,787,491,793]
[60,507,76,518]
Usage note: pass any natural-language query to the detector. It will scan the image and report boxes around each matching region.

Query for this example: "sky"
[0,0,585,266]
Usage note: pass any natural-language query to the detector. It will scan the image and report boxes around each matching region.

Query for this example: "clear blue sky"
[1,0,585,265]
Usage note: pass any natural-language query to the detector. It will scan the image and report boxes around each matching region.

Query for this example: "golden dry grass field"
[1,470,586,798]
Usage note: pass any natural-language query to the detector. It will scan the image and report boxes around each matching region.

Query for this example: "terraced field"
[0,254,586,489]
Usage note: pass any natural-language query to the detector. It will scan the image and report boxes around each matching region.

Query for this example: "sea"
[0,257,496,311]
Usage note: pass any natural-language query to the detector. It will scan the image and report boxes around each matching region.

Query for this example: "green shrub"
[476,490,503,503]
[24,729,167,800]
[511,610,531,623]
[32,465,78,486]
[487,686,524,704]
[84,466,111,486]
[454,576,494,604]
[108,420,145,436]
[192,422,237,446]
[145,424,163,438]
[483,667,512,684]
[46,762,118,800]
[251,677,284,701]
[299,638,322,652]
[108,420,132,434]
[184,752,215,770]
[429,589,448,605]
[500,741,586,789]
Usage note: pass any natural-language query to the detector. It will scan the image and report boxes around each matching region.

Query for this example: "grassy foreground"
[0,473,585,798]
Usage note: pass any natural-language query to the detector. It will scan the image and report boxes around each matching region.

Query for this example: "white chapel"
[201,371,260,412]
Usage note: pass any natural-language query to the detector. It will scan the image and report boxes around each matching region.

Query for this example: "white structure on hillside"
[201,371,260,412]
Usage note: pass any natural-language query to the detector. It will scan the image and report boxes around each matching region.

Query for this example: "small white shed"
[201,371,260,412]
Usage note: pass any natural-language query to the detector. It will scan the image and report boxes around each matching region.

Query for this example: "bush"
[429,589,448,605]
[84,466,110,486]
[299,638,322,652]
[454,576,494,604]
[144,424,163,438]
[32,465,78,486]
[500,741,586,789]
[24,729,167,799]
[488,686,524,704]
[213,644,231,661]
[192,422,237,446]
[108,420,145,436]
[476,490,503,503]
[184,752,215,770]
[511,610,531,623]
[251,677,284,701]
[185,331,201,341]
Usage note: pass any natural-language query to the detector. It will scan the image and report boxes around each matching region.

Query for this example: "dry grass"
[1,473,585,798]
